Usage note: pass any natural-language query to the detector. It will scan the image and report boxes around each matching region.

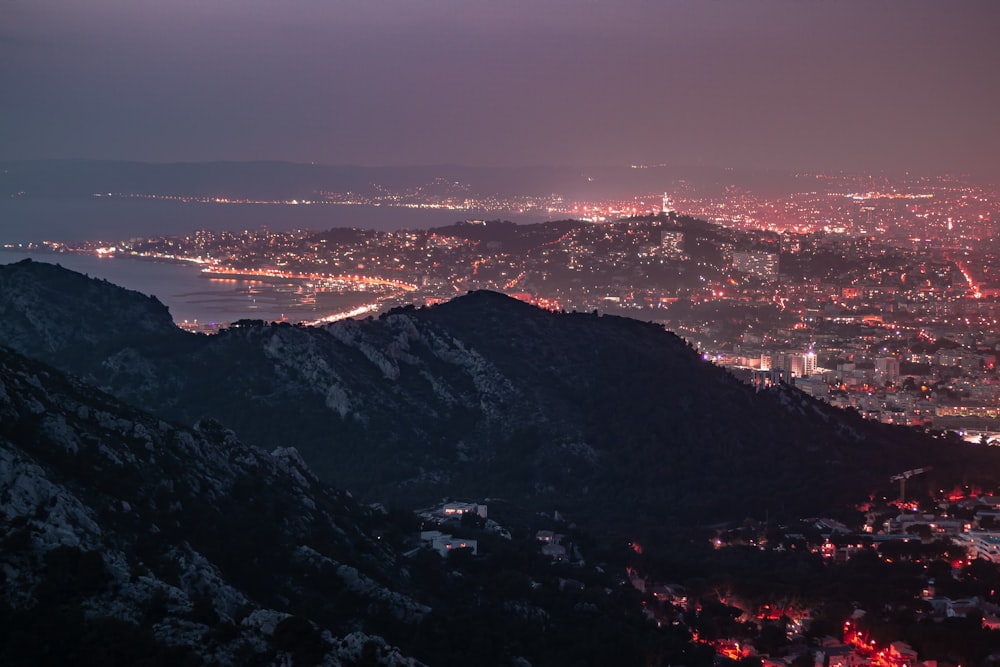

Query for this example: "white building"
[874,357,901,385]
[954,532,1000,562]
[442,502,487,519]
[774,349,817,378]
[419,530,478,557]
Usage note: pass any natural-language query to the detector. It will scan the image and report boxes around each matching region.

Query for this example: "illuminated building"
[751,368,791,390]
[759,353,772,371]
[661,192,675,215]
[419,530,478,557]
[803,349,817,377]
[774,350,817,378]
[442,502,487,519]
[660,231,685,259]
[874,357,900,385]
[731,250,779,281]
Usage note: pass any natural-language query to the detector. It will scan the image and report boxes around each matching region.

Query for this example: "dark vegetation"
[427,219,584,254]
[3,262,1000,664]
[0,345,717,666]
[4,260,1000,549]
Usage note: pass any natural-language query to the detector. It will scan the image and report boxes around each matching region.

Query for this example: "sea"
[0,198,549,243]
[0,198,548,327]
[0,250,297,326]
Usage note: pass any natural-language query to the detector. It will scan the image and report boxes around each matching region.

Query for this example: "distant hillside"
[0,258,184,363]
[2,260,999,546]
[425,219,585,254]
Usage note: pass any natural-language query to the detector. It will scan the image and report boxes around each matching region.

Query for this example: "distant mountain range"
[4,259,997,546]
[0,159,803,201]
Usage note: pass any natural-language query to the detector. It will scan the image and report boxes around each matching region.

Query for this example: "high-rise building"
[759,353,773,371]
[751,368,792,391]
[731,251,779,281]
[775,349,817,378]
[875,357,900,385]
[803,349,817,377]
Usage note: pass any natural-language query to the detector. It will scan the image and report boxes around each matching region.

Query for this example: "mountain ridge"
[2,259,999,545]
[0,159,804,201]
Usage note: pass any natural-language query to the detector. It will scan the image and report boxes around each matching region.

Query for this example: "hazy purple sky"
[4,0,999,178]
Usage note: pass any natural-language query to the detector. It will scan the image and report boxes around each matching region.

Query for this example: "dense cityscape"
[6,169,1000,663]
[5,0,1000,664]
[24,171,1000,443]
[8,169,999,662]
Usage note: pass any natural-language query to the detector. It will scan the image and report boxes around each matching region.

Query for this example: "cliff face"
[2,260,995,538]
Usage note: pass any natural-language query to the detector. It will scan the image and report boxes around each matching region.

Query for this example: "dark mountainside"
[0,344,707,667]
[0,346,712,667]
[3,259,999,546]
[0,344,425,665]
[0,258,187,364]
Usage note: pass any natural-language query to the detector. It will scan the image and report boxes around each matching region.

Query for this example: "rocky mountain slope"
[3,259,999,544]
[0,258,184,362]
[0,344,426,665]
[1,344,718,667]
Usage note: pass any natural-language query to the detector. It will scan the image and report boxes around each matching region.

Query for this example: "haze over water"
[0,198,553,325]
[0,250,275,325]
[0,198,548,245]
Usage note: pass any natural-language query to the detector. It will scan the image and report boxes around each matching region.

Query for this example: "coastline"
[0,249,379,328]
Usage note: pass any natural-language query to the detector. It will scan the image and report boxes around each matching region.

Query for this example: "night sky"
[4,0,999,178]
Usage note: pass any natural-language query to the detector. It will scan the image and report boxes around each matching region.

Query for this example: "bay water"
[1,198,548,326]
